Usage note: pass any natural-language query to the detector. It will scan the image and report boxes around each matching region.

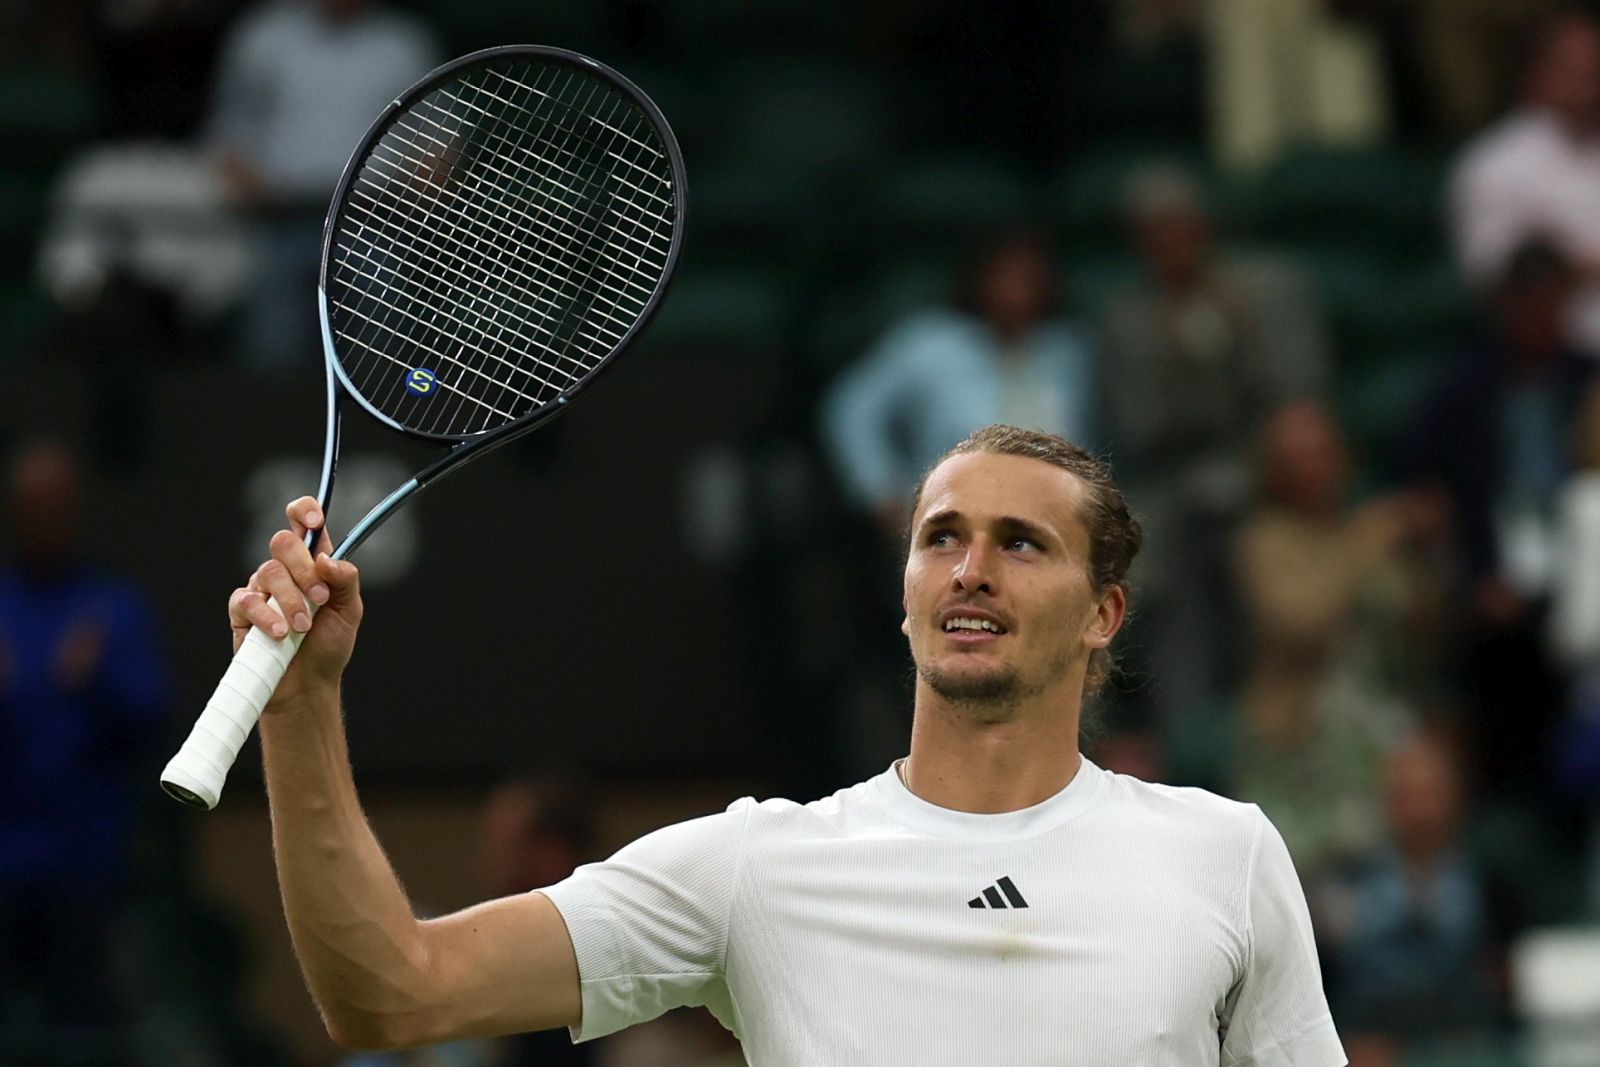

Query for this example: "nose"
[952,540,995,594]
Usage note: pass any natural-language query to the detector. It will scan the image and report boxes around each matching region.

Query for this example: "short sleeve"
[1219,808,1347,1067]
[539,798,753,1042]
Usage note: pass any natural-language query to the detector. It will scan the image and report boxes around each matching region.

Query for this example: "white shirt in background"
[207,1,438,200]
[819,308,1097,512]
[542,759,1346,1066]
[1451,108,1600,355]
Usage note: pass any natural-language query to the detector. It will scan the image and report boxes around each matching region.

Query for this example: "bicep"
[414,890,582,1043]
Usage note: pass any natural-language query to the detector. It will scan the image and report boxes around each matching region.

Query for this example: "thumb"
[315,553,361,606]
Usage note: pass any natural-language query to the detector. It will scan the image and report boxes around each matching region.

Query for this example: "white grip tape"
[160,596,312,809]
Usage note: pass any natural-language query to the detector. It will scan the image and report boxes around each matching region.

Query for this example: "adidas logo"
[968,876,1029,909]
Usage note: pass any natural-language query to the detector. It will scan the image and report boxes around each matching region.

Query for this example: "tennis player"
[234,424,1346,1065]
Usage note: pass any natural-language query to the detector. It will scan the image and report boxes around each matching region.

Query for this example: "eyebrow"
[918,509,1059,546]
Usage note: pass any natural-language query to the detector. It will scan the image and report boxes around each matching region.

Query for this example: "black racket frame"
[308,44,688,558]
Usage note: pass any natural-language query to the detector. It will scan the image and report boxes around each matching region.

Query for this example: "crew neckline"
[873,756,1106,841]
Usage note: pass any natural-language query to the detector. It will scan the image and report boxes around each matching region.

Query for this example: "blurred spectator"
[39,144,253,353]
[478,775,595,901]
[1550,383,1600,915]
[1100,163,1328,726]
[0,442,167,1058]
[1451,9,1600,355]
[1208,0,1390,171]
[206,0,438,369]
[820,231,1096,542]
[1323,734,1501,1062]
[480,776,598,1067]
[36,1,437,371]
[1229,401,1430,881]
[1407,0,1562,137]
[1401,239,1595,797]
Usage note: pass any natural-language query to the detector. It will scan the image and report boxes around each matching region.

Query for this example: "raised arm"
[237,497,581,1049]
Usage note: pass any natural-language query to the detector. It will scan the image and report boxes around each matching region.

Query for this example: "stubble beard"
[915,641,1077,724]
[920,661,1026,722]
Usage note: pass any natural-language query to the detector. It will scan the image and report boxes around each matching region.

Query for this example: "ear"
[1083,585,1126,650]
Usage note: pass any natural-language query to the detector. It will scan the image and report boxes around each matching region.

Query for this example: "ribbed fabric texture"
[541,760,1346,1066]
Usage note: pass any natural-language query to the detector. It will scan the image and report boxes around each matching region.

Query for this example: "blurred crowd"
[7,1,1600,1065]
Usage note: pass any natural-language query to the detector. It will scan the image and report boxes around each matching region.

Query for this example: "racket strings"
[346,76,610,418]
[409,69,667,431]
[339,66,621,401]
[327,56,677,438]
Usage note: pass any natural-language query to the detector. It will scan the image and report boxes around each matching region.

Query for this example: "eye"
[1006,536,1041,552]
[927,528,958,547]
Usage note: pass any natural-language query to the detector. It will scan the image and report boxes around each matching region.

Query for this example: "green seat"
[1295,245,1389,357]
[872,156,1038,257]
[642,267,791,354]
[0,173,46,278]
[1065,251,1141,317]
[1357,257,1478,357]
[1335,349,1445,466]
[684,166,830,276]
[706,58,893,176]
[440,1,618,55]
[655,0,867,54]
[1300,249,1477,366]
[1244,148,1445,259]
[1078,38,1206,150]
[0,65,96,173]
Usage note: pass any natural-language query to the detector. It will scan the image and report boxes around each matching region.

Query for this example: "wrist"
[262,680,342,721]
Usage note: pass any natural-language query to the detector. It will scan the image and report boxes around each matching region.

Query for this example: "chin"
[919,661,1022,707]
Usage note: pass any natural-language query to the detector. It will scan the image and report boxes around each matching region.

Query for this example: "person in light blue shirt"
[820,233,1098,539]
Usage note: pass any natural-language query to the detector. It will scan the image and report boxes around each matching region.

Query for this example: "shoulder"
[1030,319,1094,357]
[1094,772,1264,860]
[735,775,891,840]
[870,308,985,359]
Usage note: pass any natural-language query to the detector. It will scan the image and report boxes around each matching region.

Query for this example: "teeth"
[944,617,1001,633]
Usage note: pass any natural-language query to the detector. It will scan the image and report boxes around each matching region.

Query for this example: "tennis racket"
[160,44,687,810]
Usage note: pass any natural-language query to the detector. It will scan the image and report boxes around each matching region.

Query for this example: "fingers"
[285,496,334,557]
[229,500,353,644]
[314,551,361,607]
[257,527,329,633]
[230,584,288,639]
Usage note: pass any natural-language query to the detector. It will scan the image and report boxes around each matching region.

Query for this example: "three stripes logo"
[968,876,1029,909]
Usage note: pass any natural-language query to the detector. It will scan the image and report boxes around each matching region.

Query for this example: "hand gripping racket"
[161,45,687,809]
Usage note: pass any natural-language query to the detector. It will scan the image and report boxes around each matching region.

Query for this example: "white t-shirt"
[541,759,1346,1066]
[1451,108,1600,353]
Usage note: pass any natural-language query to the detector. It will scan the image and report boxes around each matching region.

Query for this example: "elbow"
[322,1007,424,1052]
[323,1010,388,1052]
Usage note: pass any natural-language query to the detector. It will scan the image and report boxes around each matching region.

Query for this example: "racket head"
[318,45,687,443]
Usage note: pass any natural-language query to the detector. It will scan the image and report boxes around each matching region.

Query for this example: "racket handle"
[160,596,312,810]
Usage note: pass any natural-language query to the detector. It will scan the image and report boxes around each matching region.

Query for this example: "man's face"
[1529,18,1600,127]
[975,243,1051,337]
[901,452,1121,719]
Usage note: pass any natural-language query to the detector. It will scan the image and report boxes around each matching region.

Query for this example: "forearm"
[259,686,431,1048]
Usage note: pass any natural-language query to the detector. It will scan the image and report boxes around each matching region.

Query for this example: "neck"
[903,681,1084,813]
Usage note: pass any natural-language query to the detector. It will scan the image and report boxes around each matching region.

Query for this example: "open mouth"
[942,616,1008,636]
